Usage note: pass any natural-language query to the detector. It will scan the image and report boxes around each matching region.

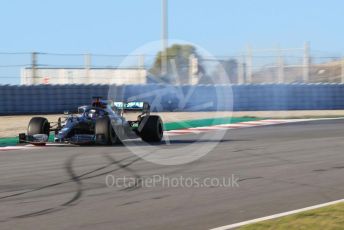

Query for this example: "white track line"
[210,199,344,230]
[0,146,35,151]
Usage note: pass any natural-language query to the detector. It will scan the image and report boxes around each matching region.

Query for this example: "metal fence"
[0,43,344,85]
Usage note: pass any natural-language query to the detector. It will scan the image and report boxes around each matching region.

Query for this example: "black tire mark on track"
[238,176,264,182]
[0,154,137,200]
[103,153,143,191]
[11,154,82,219]
[62,154,83,206]
[0,153,141,221]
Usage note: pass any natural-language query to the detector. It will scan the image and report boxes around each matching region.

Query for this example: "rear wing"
[113,102,150,113]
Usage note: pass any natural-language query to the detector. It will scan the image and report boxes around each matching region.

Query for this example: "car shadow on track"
[22,138,249,148]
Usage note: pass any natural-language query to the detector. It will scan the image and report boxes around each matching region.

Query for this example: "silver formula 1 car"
[19,97,163,145]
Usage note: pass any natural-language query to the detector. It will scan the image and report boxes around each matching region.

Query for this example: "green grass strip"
[239,202,344,230]
[0,132,55,147]
[163,117,260,131]
[0,137,18,147]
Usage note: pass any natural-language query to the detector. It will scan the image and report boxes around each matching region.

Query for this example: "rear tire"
[27,117,50,137]
[139,115,163,142]
[95,117,121,145]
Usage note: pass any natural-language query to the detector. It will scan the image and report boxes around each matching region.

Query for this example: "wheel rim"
[158,122,163,138]
[42,121,50,135]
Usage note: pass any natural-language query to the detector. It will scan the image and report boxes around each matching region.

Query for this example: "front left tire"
[27,117,50,137]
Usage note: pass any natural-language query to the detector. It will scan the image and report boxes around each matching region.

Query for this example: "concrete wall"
[1,84,344,115]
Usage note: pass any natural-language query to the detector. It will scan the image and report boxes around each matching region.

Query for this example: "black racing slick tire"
[95,117,121,145]
[27,117,50,137]
[139,115,163,142]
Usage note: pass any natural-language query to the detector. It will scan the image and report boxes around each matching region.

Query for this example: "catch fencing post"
[189,54,198,85]
[246,45,253,83]
[31,52,37,84]
[138,55,145,83]
[277,49,285,83]
[161,0,168,75]
[303,42,310,83]
[237,56,245,84]
[341,57,344,84]
[138,55,145,69]
[84,53,92,83]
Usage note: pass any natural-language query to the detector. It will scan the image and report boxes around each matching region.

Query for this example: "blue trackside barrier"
[1,83,344,115]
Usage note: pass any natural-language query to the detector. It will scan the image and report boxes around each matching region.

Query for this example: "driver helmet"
[88,109,98,119]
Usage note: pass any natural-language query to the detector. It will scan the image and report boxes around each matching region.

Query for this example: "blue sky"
[0,0,343,84]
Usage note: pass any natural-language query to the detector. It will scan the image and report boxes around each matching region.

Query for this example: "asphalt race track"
[1,119,344,230]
